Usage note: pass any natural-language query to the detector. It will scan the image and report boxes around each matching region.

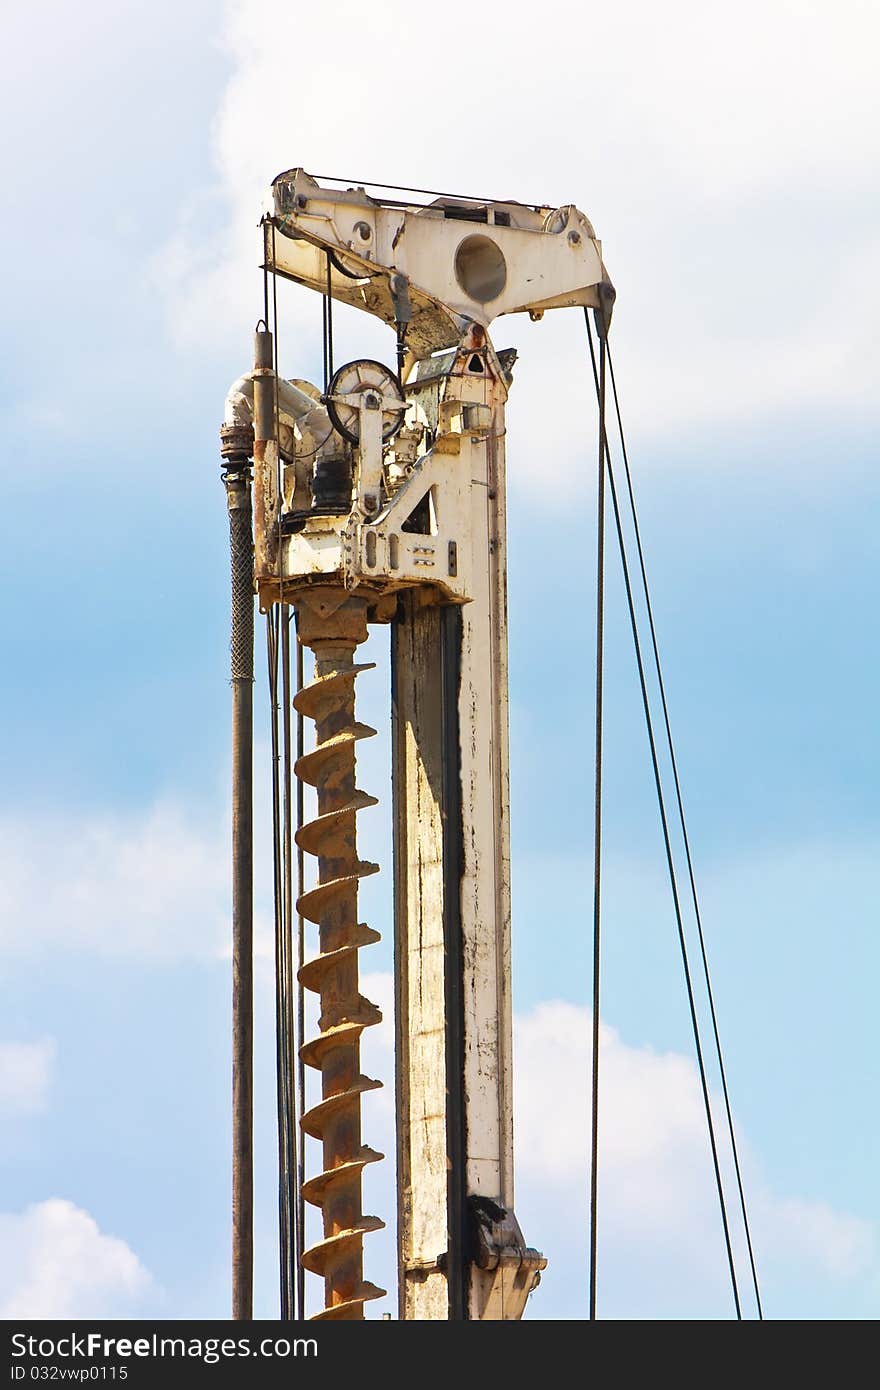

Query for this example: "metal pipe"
[252,327,276,443]
[223,457,255,1321]
[224,372,332,443]
[250,326,276,586]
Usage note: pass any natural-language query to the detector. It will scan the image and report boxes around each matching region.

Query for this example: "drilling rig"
[220,170,614,1321]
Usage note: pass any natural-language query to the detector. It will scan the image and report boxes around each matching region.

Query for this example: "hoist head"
[226,170,615,618]
[266,169,615,359]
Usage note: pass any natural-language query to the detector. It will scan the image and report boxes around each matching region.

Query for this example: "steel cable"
[604,341,763,1319]
[295,613,307,1317]
[584,310,743,1319]
[323,251,335,391]
[266,611,292,1317]
[589,332,606,1321]
[266,230,303,1319]
[281,609,299,1315]
[309,172,547,209]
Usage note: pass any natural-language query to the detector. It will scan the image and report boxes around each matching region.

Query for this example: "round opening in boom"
[454,234,507,303]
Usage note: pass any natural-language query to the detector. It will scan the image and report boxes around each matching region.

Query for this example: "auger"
[294,591,385,1319]
[221,170,614,1320]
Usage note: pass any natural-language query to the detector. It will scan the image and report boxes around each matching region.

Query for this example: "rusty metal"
[252,325,280,579]
[467,1198,547,1320]
[227,171,606,1320]
[293,587,385,1320]
[223,459,255,1321]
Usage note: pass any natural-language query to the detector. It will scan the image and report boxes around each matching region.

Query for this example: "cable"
[294,610,306,1318]
[584,310,743,1319]
[263,222,271,330]
[589,331,607,1321]
[281,609,300,1317]
[325,251,334,387]
[605,342,763,1319]
[266,610,291,1318]
[309,172,546,209]
[268,229,303,1319]
[322,291,329,394]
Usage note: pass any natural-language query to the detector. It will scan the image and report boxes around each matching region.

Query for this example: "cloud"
[3,775,871,1316]
[765,1196,875,1282]
[0,1039,56,1115]
[513,1000,876,1315]
[0,802,230,964]
[0,699,389,968]
[316,972,875,1316]
[156,0,880,470]
[0,1200,151,1319]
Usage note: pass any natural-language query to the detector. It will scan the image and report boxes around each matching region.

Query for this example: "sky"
[1,0,879,1321]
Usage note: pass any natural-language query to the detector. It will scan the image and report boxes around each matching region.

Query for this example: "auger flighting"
[294,592,385,1319]
[220,170,614,1321]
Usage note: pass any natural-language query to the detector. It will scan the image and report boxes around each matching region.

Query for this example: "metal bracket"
[468,1197,547,1321]
[345,387,384,516]
[353,437,472,602]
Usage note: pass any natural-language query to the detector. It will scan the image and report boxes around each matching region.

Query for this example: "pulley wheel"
[327,359,406,445]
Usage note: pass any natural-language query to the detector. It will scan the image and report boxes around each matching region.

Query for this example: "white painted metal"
[267,169,612,356]
[247,171,611,1318]
[224,371,331,441]
[457,374,516,1309]
[280,404,474,603]
[392,598,453,1321]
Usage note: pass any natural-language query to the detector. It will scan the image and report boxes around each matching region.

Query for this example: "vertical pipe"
[226,464,254,1321]
[252,326,278,579]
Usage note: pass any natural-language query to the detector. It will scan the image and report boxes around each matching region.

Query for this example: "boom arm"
[267,168,614,358]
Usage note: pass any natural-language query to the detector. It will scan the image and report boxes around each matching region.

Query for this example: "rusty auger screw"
[293,590,386,1320]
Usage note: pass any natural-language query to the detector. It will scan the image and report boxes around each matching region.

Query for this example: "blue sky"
[1,0,878,1321]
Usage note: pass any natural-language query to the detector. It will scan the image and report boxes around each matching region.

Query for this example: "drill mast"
[221,169,614,1320]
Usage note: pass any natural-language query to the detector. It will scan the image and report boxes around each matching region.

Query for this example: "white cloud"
[0,1039,56,1115]
[0,802,229,963]
[513,1000,876,1313]
[765,1196,875,1281]
[317,973,875,1315]
[209,1,879,206]
[0,1200,151,1319]
[157,0,880,469]
[1,778,872,1313]
[0,710,388,968]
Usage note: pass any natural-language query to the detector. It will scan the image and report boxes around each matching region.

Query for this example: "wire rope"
[584,310,743,1319]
